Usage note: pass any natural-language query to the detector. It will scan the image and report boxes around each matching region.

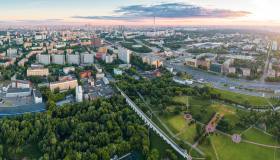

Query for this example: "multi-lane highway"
[165,62,280,98]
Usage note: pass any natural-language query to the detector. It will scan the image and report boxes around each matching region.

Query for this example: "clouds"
[73,3,250,20]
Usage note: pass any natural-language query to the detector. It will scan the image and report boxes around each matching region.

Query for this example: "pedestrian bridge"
[116,86,192,160]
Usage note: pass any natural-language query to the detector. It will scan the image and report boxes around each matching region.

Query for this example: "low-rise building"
[49,79,78,91]
[11,80,31,89]
[185,58,197,67]
[113,68,123,75]
[27,67,49,77]
[96,73,105,79]
[33,89,43,104]
[228,67,236,74]
[6,88,31,98]
[197,58,211,70]
[80,70,92,79]
[268,69,276,78]
[241,68,251,77]
[63,67,75,74]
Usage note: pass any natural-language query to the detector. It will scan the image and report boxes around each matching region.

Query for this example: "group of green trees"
[116,70,213,116]
[0,96,151,159]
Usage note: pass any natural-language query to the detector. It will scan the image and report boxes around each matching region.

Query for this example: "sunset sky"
[0,0,279,26]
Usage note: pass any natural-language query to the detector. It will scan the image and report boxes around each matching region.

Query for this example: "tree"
[165,149,178,160]
[0,144,3,159]
[147,149,159,160]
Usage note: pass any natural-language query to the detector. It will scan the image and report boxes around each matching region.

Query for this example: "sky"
[0,0,280,26]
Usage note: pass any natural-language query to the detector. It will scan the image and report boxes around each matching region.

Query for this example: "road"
[165,62,280,98]
[260,42,272,82]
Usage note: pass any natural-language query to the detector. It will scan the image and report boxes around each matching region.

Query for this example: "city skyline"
[0,0,279,26]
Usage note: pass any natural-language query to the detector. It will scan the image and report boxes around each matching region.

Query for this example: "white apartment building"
[75,85,83,102]
[118,47,131,64]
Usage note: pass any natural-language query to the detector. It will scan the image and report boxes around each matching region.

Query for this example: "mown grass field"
[160,114,197,144]
[199,133,280,160]
[211,88,278,108]
[242,127,279,146]
[162,96,280,160]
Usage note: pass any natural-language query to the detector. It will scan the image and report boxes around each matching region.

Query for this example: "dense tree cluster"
[116,71,212,116]
[0,96,149,159]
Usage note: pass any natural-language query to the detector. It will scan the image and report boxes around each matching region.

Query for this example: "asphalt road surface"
[166,62,280,97]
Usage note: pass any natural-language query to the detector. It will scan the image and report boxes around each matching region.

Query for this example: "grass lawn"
[162,114,187,133]
[210,103,239,124]
[211,88,276,108]
[242,127,279,146]
[177,123,197,144]
[173,96,214,124]
[160,113,198,144]
[199,133,280,160]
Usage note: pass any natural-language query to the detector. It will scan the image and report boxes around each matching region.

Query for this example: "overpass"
[116,86,192,160]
